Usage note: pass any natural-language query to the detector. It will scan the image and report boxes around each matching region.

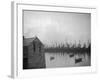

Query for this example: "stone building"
[23,36,46,69]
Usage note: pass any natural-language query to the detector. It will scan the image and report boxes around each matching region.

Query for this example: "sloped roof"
[23,36,43,46]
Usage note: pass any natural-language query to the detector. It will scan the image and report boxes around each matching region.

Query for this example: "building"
[23,36,46,69]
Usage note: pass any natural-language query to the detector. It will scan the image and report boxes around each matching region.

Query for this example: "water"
[45,52,90,68]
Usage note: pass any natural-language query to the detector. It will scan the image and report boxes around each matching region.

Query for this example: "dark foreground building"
[23,36,46,69]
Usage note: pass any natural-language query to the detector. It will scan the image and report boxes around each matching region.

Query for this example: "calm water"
[45,53,90,68]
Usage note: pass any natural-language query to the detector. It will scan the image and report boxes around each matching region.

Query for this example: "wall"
[0,0,100,80]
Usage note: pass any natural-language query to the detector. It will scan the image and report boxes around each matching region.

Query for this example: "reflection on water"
[45,53,90,68]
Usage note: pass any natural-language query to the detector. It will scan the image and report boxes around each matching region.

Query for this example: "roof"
[23,36,43,46]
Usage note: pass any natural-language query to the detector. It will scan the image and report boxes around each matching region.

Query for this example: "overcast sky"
[23,10,91,45]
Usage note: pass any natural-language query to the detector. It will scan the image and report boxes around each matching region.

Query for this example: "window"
[39,46,41,52]
[23,46,28,57]
[33,43,35,52]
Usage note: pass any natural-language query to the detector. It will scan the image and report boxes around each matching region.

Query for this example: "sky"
[23,10,91,46]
